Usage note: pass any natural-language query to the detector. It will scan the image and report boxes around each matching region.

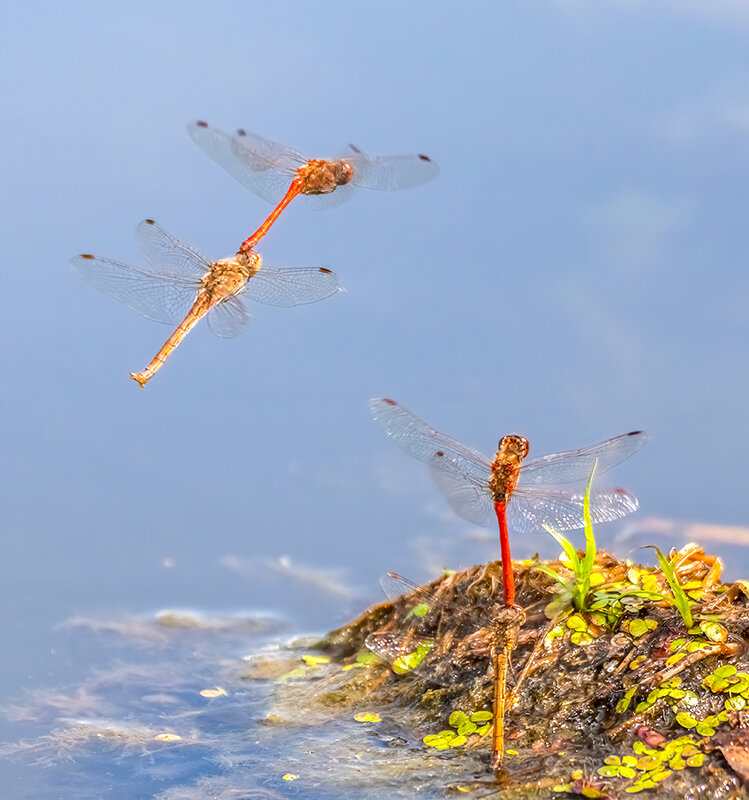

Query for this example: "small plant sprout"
[536,461,599,614]
[645,546,694,629]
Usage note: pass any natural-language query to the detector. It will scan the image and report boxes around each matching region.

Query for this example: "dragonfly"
[70,219,342,387]
[369,397,648,609]
[187,121,439,251]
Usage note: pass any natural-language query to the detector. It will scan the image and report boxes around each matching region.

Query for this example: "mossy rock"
[268,545,749,798]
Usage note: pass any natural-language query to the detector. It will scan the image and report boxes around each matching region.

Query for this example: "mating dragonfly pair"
[71,122,438,387]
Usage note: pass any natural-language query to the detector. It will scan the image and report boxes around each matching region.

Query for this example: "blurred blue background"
[2,0,749,784]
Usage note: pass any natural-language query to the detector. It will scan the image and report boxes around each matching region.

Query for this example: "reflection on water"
[1,609,488,800]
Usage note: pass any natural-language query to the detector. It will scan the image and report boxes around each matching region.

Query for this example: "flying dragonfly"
[187,121,439,251]
[369,397,648,609]
[70,219,342,387]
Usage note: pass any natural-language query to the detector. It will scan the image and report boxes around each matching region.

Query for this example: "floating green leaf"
[449,710,468,728]
[616,686,637,713]
[302,654,330,665]
[353,712,380,723]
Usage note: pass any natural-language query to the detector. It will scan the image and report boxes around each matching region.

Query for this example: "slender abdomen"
[130,293,211,388]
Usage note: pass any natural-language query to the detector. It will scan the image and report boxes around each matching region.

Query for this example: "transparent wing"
[509,484,640,536]
[517,431,648,487]
[345,147,439,191]
[70,254,198,324]
[187,121,306,205]
[206,295,251,338]
[242,266,341,307]
[369,398,492,484]
[364,632,435,666]
[429,453,494,527]
[379,572,436,606]
[135,219,211,279]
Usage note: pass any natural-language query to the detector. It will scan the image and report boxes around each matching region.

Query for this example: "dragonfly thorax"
[297,159,354,194]
[201,253,259,301]
[488,435,529,503]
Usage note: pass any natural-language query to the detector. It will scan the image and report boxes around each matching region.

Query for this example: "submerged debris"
[265,544,749,797]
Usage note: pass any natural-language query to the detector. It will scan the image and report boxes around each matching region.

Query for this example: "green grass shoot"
[537,461,598,613]
[646,546,694,629]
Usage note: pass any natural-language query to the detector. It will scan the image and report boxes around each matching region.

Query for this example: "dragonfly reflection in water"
[364,569,523,770]
[369,397,648,608]
[70,219,342,387]
[187,121,439,251]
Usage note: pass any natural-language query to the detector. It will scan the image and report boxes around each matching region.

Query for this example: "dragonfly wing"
[345,150,440,191]
[365,632,435,665]
[206,295,251,338]
[135,219,211,279]
[379,572,437,607]
[510,484,640,534]
[242,266,341,307]
[517,431,648,487]
[187,121,305,205]
[429,454,494,527]
[369,398,492,481]
[70,254,197,324]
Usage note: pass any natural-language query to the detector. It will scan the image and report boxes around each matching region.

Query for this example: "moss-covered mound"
[273,545,749,797]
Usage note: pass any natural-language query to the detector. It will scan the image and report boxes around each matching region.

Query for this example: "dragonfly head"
[496,434,530,463]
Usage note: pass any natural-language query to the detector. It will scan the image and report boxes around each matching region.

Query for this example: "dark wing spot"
[628,430,644,436]
[418,154,431,162]
[81,254,95,259]
[237,129,246,136]
[435,451,444,457]
[348,143,362,153]
[383,398,397,406]
[145,218,155,225]
[319,267,332,274]
[196,120,208,128]
[615,487,627,494]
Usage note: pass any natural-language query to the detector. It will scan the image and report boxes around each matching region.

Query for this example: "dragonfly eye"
[498,435,529,458]
[337,161,354,185]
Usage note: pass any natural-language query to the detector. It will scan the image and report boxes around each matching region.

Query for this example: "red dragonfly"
[369,398,647,609]
[70,219,341,387]
[187,121,439,251]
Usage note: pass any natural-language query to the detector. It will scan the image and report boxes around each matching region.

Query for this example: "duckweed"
[628,618,657,638]
[342,651,379,671]
[302,655,330,665]
[583,735,706,795]
[423,708,494,750]
[392,641,434,674]
[353,712,381,723]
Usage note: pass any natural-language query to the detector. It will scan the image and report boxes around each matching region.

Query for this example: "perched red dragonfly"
[369,398,647,608]
[187,121,439,251]
[70,219,341,387]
